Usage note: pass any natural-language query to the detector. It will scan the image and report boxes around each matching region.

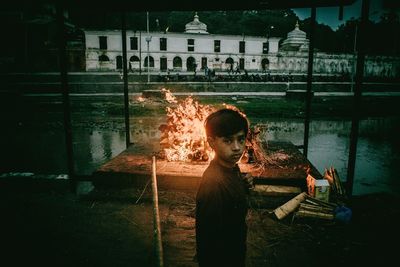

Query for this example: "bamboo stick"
[273,192,307,220]
[151,156,164,267]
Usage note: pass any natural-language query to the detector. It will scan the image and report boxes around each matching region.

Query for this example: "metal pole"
[303,7,316,158]
[347,0,370,197]
[24,21,29,72]
[151,156,164,267]
[121,12,130,148]
[56,3,75,192]
[351,24,358,93]
[146,12,150,83]
[139,30,142,75]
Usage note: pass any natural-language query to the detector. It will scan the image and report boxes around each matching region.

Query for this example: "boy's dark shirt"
[196,158,249,267]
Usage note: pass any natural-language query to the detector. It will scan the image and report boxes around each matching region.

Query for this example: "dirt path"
[1,180,399,266]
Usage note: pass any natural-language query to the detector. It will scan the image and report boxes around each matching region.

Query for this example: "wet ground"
[1,92,400,266]
[1,178,399,267]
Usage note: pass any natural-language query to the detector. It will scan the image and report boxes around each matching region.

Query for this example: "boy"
[196,108,251,267]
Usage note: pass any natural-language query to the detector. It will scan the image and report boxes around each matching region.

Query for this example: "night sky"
[292,0,392,30]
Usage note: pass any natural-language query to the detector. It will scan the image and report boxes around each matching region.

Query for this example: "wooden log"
[273,192,307,220]
[295,209,334,220]
[253,184,302,196]
[299,203,334,213]
[305,194,337,208]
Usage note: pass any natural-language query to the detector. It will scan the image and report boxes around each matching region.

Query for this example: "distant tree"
[301,18,340,53]
[167,11,192,32]
[335,11,399,56]
[336,18,358,53]
[373,11,400,55]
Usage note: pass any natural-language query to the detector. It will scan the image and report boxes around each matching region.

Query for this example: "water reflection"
[0,113,398,196]
[74,128,126,175]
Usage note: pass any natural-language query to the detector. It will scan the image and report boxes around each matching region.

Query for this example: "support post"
[303,7,316,157]
[56,3,75,192]
[146,12,151,83]
[121,12,131,148]
[347,0,370,197]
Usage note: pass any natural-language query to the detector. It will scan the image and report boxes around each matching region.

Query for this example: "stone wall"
[3,73,399,94]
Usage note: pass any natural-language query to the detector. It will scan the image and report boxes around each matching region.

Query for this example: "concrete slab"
[93,141,321,192]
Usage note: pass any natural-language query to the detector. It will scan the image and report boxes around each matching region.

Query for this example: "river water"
[0,96,399,196]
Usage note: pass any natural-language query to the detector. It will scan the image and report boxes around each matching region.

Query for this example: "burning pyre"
[136,88,269,171]
[158,89,215,162]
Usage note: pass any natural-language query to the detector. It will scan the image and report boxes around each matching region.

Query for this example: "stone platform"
[93,141,322,193]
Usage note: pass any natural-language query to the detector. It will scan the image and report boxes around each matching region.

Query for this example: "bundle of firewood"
[273,192,337,221]
[294,195,337,220]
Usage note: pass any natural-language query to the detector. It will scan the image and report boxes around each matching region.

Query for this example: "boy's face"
[208,130,246,168]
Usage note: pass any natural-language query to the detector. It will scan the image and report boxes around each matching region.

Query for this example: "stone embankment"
[2,72,399,94]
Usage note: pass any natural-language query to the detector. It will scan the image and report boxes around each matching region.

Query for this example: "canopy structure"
[3,0,356,11]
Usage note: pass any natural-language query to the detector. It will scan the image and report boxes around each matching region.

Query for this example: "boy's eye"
[222,138,232,144]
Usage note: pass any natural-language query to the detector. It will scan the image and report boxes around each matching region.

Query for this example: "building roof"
[185,13,208,34]
[280,22,309,52]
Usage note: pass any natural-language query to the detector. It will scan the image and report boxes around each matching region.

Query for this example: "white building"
[84,13,280,72]
[277,21,398,77]
[84,13,399,77]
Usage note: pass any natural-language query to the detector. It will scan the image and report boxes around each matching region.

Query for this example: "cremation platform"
[92,141,322,192]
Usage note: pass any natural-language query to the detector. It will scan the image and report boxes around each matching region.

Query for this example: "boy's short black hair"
[205,108,249,137]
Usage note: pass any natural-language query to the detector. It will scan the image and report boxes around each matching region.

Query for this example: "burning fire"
[159,89,215,162]
[161,88,178,104]
[130,88,269,171]
[136,96,146,102]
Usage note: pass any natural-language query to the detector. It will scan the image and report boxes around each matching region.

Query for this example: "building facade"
[84,14,399,77]
[85,13,280,73]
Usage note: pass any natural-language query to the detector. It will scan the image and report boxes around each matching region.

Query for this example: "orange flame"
[136,96,146,102]
[161,88,178,104]
[159,92,215,162]
[158,89,268,169]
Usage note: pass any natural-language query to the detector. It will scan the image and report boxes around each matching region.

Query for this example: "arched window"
[186,57,196,71]
[261,58,269,70]
[225,57,234,65]
[340,61,346,73]
[129,55,140,70]
[173,57,182,69]
[330,61,336,72]
[99,54,109,62]
[144,56,154,67]
[288,60,294,71]
[130,55,140,62]
[296,61,302,71]
[225,57,234,71]
[319,61,326,73]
